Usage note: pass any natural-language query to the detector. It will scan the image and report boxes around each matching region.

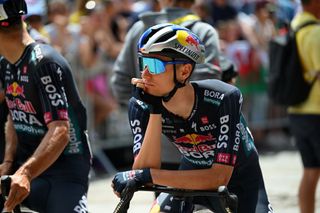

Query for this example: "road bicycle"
[1,176,37,213]
[113,180,238,213]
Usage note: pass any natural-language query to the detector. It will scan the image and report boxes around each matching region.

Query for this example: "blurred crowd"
[24,0,301,148]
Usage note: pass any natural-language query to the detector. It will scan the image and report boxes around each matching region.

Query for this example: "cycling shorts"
[23,176,89,213]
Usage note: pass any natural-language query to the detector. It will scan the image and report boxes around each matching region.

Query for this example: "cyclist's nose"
[141,67,152,78]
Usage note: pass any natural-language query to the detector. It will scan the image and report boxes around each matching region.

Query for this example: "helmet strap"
[162,60,186,102]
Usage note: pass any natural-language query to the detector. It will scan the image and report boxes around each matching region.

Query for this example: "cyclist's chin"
[145,88,162,97]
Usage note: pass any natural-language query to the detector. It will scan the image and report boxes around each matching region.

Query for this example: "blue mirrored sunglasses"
[138,56,189,75]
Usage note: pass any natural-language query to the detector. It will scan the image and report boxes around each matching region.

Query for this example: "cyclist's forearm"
[16,121,70,180]
[150,164,233,190]
[4,115,17,163]
[132,114,162,170]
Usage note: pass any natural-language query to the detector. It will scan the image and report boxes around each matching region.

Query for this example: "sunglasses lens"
[139,57,166,74]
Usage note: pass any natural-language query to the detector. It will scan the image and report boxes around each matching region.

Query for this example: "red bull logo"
[6,82,25,98]
[177,30,199,50]
[175,133,214,145]
[185,35,199,50]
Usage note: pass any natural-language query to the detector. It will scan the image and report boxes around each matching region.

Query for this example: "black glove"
[132,86,162,114]
[112,168,152,194]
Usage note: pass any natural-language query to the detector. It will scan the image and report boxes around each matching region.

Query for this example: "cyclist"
[111,0,222,172]
[112,24,273,213]
[0,0,91,212]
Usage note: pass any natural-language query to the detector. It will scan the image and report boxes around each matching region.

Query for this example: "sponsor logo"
[14,123,45,135]
[6,82,25,98]
[233,125,241,152]
[10,109,42,126]
[34,44,43,62]
[163,129,177,134]
[216,153,231,164]
[201,116,208,124]
[74,195,88,213]
[217,115,229,149]
[204,97,221,106]
[177,30,199,48]
[184,157,214,166]
[199,123,217,132]
[191,122,197,132]
[44,112,52,124]
[130,119,143,154]
[40,76,65,107]
[22,66,27,74]
[174,43,199,61]
[65,121,83,154]
[176,144,215,160]
[204,90,224,100]
[6,98,36,114]
[174,133,214,145]
[58,109,68,120]
[185,35,199,50]
[20,75,29,82]
[232,155,237,165]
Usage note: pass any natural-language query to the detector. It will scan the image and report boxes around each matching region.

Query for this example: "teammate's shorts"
[23,176,89,213]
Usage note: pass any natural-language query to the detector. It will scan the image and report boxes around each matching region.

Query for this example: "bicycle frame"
[113,180,238,213]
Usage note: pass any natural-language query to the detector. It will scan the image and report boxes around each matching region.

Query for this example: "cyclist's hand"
[132,86,162,114]
[112,168,152,197]
[4,173,31,212]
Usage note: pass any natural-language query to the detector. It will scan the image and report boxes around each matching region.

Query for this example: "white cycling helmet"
[138,23,205,64]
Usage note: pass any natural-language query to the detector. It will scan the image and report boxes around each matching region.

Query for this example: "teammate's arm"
[0,115,17,176]
[4,120,70,211]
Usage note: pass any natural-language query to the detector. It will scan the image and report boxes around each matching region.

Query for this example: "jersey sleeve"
[33,62,69,124]
[214,88,243,166]
[128,97,150,158]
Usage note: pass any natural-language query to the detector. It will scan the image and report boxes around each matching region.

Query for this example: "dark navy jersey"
[0,43,91,178]
[128,79,257,178]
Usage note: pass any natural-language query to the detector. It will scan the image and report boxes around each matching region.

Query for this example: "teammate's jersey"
[0,43,91,179]
[128,79,258,184]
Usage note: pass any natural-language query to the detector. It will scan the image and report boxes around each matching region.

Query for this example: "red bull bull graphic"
[176,30,200,50]
[185,35,199,50]
[174,133,214,145]
[6,82,25,98]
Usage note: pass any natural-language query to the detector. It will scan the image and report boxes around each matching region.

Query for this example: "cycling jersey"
[0,42,91,212]
[128,79,273,212]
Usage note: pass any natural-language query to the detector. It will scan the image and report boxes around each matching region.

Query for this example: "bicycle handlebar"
[113,180,238,213]
[1,175,22,213]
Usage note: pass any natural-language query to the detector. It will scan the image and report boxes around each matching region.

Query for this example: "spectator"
[78,5,118,136]
[192,0,214,25]
[0,0,91,212]
[24,0,50,44]
[287,0,320,212]
[111,0,221,170]
[209,0,238,27]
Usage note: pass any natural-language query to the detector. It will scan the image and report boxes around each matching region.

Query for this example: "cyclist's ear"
[178,63,193,82]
